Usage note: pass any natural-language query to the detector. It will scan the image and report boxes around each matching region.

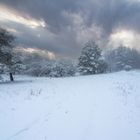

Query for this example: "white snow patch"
[0,71,140,140]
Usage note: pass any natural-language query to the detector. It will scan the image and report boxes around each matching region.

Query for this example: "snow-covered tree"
[49,60,76,77]
[78,41,107,75]
[0,28,16,81]
[24,58,76,77]
[10,53,25,74]
[105,46,140,71]
[0,63,6,74]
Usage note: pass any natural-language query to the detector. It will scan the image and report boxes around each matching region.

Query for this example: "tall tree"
[78,41,107,75]
[0,28,15,81]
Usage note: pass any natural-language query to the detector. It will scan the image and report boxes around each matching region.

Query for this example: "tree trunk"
[9,73,14,82]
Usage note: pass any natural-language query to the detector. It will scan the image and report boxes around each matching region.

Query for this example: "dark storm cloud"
[95,0,140,33]
[0,0,140,58]
[0,0,82,32]
[1,0,140,33]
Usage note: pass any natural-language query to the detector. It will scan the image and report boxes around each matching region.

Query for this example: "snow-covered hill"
[0,71,140,140]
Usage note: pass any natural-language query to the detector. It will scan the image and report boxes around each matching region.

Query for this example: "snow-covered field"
[0,71,140,140]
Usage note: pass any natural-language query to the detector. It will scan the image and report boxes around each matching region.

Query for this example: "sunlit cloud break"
[0,4,46,29]
[15,46,56,60]
[108,29,140,50]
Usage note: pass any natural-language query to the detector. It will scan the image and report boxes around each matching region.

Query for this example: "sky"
[0,0,140,59]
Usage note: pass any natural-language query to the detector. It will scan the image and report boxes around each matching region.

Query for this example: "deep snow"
[0,71,140,140]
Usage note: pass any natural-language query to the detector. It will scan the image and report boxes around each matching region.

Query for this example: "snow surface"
[0,71,140,140]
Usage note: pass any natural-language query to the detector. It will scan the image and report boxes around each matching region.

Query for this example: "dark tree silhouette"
[0,28,15,81]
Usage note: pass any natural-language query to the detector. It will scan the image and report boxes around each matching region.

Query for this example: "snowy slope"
[0,71,140,140]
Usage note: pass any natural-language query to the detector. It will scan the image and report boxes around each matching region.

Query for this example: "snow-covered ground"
[0,71,140,140]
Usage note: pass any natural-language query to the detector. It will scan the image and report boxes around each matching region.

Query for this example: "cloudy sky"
[0,0,140,59]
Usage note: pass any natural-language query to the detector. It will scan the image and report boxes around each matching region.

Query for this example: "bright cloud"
[15,47,56,60]
[109,30,134,47]
[0,4,46,29]
[108,30,140,49]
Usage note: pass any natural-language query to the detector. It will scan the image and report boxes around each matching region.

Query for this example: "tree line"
[1,28,140,81]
